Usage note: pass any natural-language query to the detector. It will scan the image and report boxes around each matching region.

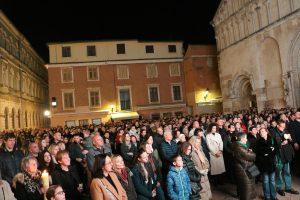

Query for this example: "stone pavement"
[211,177,300,200]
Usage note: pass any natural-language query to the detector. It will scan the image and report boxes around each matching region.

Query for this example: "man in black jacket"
[0,133,23,185]
[271,120,299,196]
[288,110,300,176]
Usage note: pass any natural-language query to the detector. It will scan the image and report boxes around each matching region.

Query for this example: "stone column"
[255,88,267,112]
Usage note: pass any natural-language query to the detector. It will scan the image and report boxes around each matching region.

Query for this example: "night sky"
[1,0,221,62]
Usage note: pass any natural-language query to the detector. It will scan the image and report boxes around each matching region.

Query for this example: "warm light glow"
[44,110,50,117]
[204,88,209,101]
[51,101,57,106]
[109,104,115,113]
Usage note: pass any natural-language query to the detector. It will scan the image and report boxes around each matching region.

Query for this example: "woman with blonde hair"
[111,155,137,200]
[189,136,212,200]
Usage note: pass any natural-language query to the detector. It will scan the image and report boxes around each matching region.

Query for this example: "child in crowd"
[167,154,191,200]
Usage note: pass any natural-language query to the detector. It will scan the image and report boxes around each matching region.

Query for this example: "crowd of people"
[0,107,299,200]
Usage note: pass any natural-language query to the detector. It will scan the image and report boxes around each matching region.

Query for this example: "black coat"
[14,180,43,200]
[120,143,137,169]
[255,136,277,173]
[0,148,24,185]
[182,154,201,200]
[232,142,256,200]
[247,134,259,153]
[115,168,137,200]
[52,166,81,200]
[288,120,300,143]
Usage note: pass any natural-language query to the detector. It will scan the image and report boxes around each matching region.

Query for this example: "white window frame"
[169,63,181,77]
[147,84,160,104]
[117,85,132,111]
[62,89,75,110]
[117,65,129,80]
[87,66,100,81]
[146,64,158,78]
[61,67,74,83]
[171,83,183,102]
[88,88,101,108]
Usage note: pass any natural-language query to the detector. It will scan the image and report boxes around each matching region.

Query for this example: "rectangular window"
[79,119,89,126]
[87,45,96,56]
[117,65,129,79]
[172,84,182,101]
[61,68,73,83]
[148,86,159,103]
[168,45,177,53]
[92,118,101,125]
[169,63,181,76]
[146,64,158,78]
[63,91,75,109]
[145,45,154,53]
[119,88,131,110]
[65,120,76,127]
[62,46,71,57]
[117,43,126,54]
[89,90,101,107]
[151,113,160,120]
[87,66,99,81]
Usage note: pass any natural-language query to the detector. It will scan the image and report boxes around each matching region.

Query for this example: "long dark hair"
[92,154,109,178]
[38,150,56,173]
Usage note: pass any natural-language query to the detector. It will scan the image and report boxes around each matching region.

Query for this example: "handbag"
[246,164,260,179]
[279,143,294,163]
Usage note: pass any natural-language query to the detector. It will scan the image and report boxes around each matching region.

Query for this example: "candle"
[41,170,50,189]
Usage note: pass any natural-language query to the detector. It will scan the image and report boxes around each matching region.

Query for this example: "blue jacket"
[167,166,191,200]
[160,140,178,165]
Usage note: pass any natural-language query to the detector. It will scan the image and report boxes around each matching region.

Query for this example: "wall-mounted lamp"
[110,104,115,113]
[51,97,57,107]
[204,88,209,101]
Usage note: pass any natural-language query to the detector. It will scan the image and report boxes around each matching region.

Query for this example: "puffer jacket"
[232,142,256,200]
[181,154,202,200]
[167,166,191,200]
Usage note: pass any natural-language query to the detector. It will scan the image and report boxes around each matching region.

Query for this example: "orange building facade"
[47,40,187,126]
[184,45,222,115]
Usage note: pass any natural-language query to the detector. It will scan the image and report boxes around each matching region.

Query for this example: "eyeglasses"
[55,191,65,196]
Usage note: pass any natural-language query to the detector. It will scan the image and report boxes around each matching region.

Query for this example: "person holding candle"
[12,156,45,200]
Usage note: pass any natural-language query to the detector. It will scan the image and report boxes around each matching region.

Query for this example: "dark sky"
[1,0,221,62]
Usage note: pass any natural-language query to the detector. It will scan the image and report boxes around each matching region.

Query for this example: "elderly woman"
[189,136,212,200]
[46,185,66,200]
[112,155,137,200]
[232,132,257,200]
[12,156,45,200]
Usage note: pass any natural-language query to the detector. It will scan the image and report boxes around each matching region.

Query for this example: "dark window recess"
[117,44,126,54]
[62,46,71,57]
[168,45,177,53]
[145,45,154,53]
[87,45,96,56]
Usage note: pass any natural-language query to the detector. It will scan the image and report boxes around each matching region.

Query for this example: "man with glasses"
[271,120,299,196]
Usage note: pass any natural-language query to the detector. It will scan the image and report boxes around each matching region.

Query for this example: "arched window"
[18,109,21,128]
[11,108,15,129]
[25,111,28,127]
[4,107,9,129]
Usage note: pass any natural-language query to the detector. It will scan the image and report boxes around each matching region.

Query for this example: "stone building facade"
[47,40,186,126]
[184,45,222,114]
[0,11,48,130]
[212,0,300,112]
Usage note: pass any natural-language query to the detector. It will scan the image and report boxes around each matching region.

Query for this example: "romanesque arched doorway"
[232,74,257,111]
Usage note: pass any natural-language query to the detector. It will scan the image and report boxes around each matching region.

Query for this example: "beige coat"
[206,133,226,175]
[90,172,127,200]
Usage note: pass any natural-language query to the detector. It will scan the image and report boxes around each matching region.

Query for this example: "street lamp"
[44,110,51,117]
